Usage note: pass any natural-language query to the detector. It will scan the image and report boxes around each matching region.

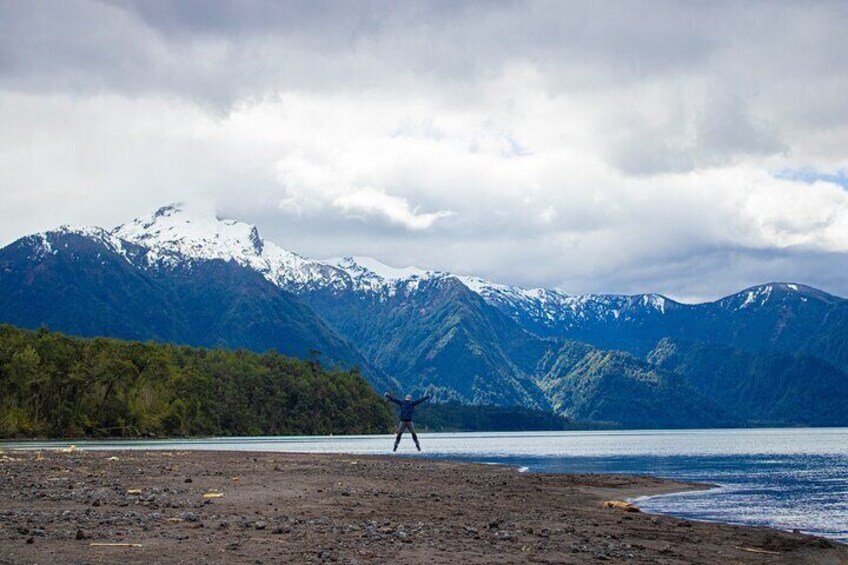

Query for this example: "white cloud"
[332,189,454,230]
[1,1,848,299]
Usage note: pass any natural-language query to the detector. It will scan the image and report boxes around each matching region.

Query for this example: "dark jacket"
[386,393,431,421]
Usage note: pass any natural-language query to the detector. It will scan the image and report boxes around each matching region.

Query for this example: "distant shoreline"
[0,449,843,563]
[5,423,848,445]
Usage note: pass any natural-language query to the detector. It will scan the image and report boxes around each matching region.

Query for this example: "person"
[384,391,431,452]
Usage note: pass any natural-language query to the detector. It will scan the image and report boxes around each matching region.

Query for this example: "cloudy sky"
[1,0,847,301]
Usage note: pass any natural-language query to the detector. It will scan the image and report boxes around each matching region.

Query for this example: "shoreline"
[5,424,848,446]
[1,449,845,564]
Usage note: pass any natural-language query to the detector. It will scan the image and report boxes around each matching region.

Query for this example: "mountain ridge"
[4,203,848,428]
[40,203,842,312]
[0,225,397,392]
[100,204,847,368]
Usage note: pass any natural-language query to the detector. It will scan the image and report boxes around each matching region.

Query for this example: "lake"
[3,427,848,542]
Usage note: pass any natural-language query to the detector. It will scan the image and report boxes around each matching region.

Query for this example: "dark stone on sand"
[179,512,198,522]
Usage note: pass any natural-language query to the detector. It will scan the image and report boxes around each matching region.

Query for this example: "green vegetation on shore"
[0,325,393,438]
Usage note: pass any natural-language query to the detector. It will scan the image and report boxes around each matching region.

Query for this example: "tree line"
[0,325,393,438]
[413,401,608,432]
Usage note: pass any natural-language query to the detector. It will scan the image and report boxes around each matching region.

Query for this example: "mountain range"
[2,203,847,428]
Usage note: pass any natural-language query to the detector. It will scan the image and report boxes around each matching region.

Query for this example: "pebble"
[179,512,199,522]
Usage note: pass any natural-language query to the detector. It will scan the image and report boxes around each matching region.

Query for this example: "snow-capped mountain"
[108,204,685,323]
[108,204,455,298]
[31,203,847,349]
[457,274,676,334]
[327,256,429,282]
[2,211,397,390]
[113,204,348,292]
[717,282,843,311]
[322,256,444,297]
[110,204,454,298]
[28,224,133,261]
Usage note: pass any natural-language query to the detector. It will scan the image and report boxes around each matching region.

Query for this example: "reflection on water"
[4,428,848,542]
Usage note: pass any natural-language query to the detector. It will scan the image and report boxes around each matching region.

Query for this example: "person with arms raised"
[384,391,431,452]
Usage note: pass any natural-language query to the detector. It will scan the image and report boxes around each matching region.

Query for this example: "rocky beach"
[1,450,846,564]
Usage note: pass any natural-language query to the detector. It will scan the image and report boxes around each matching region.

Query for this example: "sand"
[1,449,846,564]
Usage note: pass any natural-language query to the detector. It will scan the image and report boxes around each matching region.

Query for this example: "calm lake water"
[4,428,848,542]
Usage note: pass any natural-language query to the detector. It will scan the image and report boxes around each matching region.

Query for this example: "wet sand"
[1,449,846,564]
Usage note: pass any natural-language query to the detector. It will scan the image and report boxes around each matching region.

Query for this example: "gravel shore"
[1,449,846,564]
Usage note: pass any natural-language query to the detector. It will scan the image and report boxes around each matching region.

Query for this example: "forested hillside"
[0,325,393,438]
[413,402,604,432]
[648,338,848,426]
[0,230,395,392]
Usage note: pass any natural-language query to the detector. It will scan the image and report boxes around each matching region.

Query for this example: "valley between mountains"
[2,204,847,428]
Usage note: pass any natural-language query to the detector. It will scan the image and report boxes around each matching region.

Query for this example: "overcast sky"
[1,0,847,301]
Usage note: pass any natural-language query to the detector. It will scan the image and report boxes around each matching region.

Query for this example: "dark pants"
[394,420,419,450]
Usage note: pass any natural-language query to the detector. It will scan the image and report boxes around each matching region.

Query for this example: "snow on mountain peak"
[727,282,838,310]
[319,256,437,296]
[54,224,117,241]
[112,203,348,291]
[25,224,134,264]
[325,256,430,281]
[100,204,683,316]
[456,275,583,324]
[641,294,667,314]
[457,276,561,301]
[19,203,840,333]
[110,204,440,294]
[113,203,265,262]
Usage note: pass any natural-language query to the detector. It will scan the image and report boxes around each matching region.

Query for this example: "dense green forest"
[413,401,607,432]
[0,325,393,438]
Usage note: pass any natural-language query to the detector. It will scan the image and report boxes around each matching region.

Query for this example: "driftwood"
[734,546,782,555]
[89,543,142,547]
[601,500,641,512]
